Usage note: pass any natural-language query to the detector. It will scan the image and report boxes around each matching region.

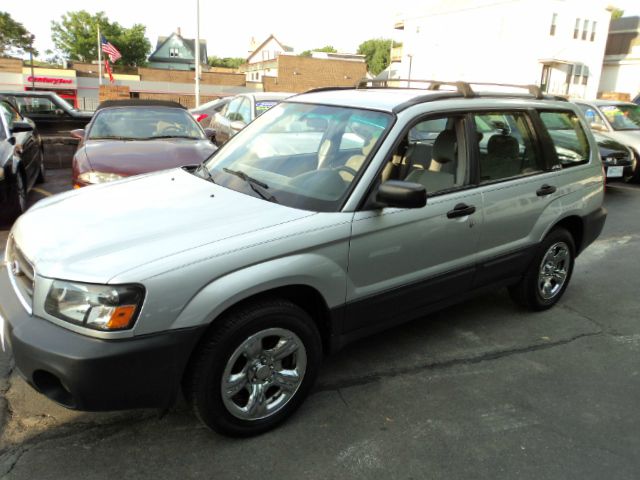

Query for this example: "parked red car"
[71,100,217,188]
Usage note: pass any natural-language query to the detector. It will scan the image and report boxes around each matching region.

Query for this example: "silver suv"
[0,81,606,437]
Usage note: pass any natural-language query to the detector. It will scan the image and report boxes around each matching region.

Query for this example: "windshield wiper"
[143,135,201,140]
[222,168,278,203]
[90,136,138,140]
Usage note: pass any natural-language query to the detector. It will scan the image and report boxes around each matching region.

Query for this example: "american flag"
[101,36,121,63]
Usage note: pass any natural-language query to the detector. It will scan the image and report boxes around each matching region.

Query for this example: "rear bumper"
[0,267,206,411]
[580,206,607,254]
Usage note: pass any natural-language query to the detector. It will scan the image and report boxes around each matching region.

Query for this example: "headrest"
[362,136,377,156]
[433,130,456,164]
[488,134,519,158]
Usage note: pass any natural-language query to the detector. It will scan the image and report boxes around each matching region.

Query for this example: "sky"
[3,0,640,60]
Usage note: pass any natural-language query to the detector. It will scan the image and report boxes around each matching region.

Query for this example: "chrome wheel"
[221,327,307,421]
[16,173,26,212]
[538,241,570,300]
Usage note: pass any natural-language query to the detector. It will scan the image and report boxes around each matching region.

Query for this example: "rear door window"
[539,111,590,167]
[473,112,544,183]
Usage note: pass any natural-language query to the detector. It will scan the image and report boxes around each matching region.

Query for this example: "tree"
[609,7,624,19]
[357,38,395,76]
[208,56,245,69]
[51,10,150,66]
[299,45,337,57]
[0,11,37,56]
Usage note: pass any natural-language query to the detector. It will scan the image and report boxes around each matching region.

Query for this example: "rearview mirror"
[70,129,85,140]
[10,121,33,134]
[204,128,216,140]
[375,180,426,209]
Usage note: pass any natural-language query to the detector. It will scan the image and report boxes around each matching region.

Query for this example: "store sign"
[24,75,76,89]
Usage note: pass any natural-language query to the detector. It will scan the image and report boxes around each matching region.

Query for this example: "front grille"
[605,152,632,166]
[6,236,35,314]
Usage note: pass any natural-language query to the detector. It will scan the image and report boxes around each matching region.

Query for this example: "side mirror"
[590,123,607,132]
[230,120,246,132]
[70,129,85,140]
[10,121,33,134]
[375,180,426,209]
[204,128,216,141]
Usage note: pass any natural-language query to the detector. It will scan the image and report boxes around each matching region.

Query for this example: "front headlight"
[45,280,144,331]
[78,171,125,184]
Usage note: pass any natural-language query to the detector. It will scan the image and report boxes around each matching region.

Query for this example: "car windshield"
[88,107,204,140]
[600,104,640,131]
[200,102,393,212]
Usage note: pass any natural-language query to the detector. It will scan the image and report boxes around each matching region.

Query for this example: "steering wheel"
[161,126,183,136]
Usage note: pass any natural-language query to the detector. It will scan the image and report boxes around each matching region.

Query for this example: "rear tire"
[509,228,575,311]
[184,298,322,437]
[36,153,46,184]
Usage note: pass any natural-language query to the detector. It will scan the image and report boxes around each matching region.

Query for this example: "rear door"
[470,109,571,287]
[346,113,482,334]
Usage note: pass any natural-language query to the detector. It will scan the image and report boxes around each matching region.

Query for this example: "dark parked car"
[0,97,45,223]
[71,100,217,188]
[210,92,294,145]
[0,91,93,136]
[189,97,231,126]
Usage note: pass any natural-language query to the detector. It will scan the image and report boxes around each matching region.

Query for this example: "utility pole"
[29,35,35,91]
[194,0,201,107]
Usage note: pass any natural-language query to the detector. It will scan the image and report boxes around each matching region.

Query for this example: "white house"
[394,0,612,99]
[599,16,640,98]
[243,35,294,82]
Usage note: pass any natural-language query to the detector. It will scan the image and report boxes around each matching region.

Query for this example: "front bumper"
[0,267,206,411]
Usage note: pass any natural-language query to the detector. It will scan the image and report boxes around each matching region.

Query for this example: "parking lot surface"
[1,173,639,479]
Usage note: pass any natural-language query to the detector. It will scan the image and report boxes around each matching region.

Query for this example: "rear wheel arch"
[549,215,584,254]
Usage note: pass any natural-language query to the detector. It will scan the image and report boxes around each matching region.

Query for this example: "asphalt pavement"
[0,173,639,479]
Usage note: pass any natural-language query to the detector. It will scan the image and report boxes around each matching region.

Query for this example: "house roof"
[247,34,293,63]
[148,32,208,64]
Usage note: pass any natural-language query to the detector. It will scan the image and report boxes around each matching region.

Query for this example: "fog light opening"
[32,370,76,408]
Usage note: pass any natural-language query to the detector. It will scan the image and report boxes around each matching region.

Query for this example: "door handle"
[447,203,476,219]
[536,184,556,196]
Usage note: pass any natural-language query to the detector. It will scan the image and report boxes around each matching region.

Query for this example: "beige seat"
[481,134,520,180]
[344,137,377,172]
[404,129,457,193]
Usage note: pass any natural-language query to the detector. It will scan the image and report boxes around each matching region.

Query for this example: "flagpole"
[97,25,103,86]
[194,0,201,108]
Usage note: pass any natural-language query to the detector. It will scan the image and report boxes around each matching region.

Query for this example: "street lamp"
[29,34,35,91]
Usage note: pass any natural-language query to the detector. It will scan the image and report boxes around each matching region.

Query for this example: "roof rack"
[356,78,548,100]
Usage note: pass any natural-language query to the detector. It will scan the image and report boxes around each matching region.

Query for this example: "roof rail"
[356,78,547,100]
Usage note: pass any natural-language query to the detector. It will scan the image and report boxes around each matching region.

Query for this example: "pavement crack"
[337,389,350,408]
[561,304,613,334]
[0,445,29,478]
[315,331,603,393]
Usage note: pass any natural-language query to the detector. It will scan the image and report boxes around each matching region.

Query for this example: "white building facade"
[598,16,640,98]
[394,0,612,99]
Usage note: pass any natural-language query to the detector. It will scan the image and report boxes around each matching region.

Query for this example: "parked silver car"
[1,82,606,437]
[573,99,640,182]
[210,92,294,145]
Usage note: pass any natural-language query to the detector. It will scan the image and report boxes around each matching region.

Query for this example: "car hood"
[597,130,640,152]
[592,132,629,154]
[83,138,217,176]
[11,168,315,283]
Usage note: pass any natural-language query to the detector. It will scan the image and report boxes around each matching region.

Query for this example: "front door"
[345,114,481,334]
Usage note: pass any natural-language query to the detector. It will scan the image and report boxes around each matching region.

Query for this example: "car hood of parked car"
[600,130,640,151]
[11,168,315,283]
[591,131,632,156]
[82,138,217,176]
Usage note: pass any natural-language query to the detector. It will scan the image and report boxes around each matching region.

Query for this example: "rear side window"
[539,111,590,167]
[473,112,543,183]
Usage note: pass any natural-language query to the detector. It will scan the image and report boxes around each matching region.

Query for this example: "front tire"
[509,228,575,311]
[184,298,322,437]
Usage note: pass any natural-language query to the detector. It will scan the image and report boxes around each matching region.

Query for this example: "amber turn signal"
[107,305,138,330]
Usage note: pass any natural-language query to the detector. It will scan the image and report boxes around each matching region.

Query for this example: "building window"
[582,19,589,40]
[550,13,558,36]
[590,21,597,41]
[581,65,589,85]
[574,18,580,39]
[169,47,179,58]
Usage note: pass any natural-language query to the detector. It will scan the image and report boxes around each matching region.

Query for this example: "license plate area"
[607,166,624,178]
